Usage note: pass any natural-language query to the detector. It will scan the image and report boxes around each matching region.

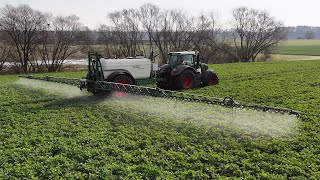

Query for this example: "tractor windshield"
[168,54,193,66]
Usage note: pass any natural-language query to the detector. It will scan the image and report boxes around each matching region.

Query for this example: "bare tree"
[97,24,121,57]
[103,4,285,65]
[139,7,180,64]
[231,7,287,62]
[108,9,143,57]
[0,43,12,71]
[139,4,172,63]
[37,15,84,72]
[167,9,198,51]
[139,3,160,55]
[152,9,174,63]
[139,5,230,64]
[304,31,315,39]
[77,26,94,55]
[0,4,47,73]
[191,12,233,63]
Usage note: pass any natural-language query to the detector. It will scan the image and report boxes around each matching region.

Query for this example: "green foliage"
[274,45,320,56]
[1,60,320,178]
[274,40,320,56]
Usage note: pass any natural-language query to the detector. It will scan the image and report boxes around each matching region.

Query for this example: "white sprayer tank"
[100,58,154,80]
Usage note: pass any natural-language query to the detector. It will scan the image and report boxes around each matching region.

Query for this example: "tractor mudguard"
[201,70,212,80]
[202,70,219,86]
[106,71,136,84]
[157,64,171,74]
[170,65,197,77]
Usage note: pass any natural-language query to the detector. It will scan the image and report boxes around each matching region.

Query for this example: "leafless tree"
[37,15,84,72]
[97,24,120,57]
[151,9,174,63]
[190,12,234,63]
[102,4,284,65]
[76,26,94,55]
[139,4,169,63]
[304,31,315,39]
[167,9,197,51]
[0,4,47,73]
[0,43,12,71]
[230,7,287,62]
[108,9,143,57]
[139,5,231,64]
[139,6,185,64]
[139,3,160,56]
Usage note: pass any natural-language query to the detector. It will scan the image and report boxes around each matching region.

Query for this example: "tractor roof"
[169,51,196,55]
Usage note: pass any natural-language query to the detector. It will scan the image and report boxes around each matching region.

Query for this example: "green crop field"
[1,60,320,179]
[274,40,320,56]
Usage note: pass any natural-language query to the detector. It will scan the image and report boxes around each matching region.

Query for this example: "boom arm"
[19,75,301,116]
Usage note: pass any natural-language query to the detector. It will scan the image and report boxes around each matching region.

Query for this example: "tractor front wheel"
[176,70,195,89]
[203,71,219,86]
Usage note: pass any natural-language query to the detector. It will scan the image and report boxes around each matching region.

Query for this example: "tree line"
[0,3,287,74]
[0,4,90,73]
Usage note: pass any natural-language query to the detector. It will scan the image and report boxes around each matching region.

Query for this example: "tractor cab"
[157,50,219,90]
[168,51,198,68]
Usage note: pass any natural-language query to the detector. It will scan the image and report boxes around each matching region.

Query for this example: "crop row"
[0,60,320,178]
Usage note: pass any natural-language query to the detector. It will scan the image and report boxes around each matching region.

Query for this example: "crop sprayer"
[19,52,300,116]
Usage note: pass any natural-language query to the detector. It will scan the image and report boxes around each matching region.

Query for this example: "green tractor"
[156,51,219,90]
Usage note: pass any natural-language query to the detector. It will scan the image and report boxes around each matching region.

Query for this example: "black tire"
[92,74,133,98]
[175,69,195,89]
[112,74,134,97]
[202,71,219,86]
[113,74,134,84]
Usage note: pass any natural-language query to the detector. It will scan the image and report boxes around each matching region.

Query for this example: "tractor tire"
[112,74,134,97]
[113,74,134,85]
[203,71,219,86]
[175,69,195,89]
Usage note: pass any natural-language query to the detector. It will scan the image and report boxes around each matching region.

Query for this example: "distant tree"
[0,43,12,71]
[0,4,47,73]
[139,4,160,55]
[150,9,176,63]
[97,24,116,57]
[76,26,95,55]
[304,31,315,39]
[37,15,84,72]
[108,9,143,57]
[140,4,214,64]
[192,13,233,63]
[230,7,287,62]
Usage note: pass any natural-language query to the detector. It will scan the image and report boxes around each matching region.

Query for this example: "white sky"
[1,0,319,29]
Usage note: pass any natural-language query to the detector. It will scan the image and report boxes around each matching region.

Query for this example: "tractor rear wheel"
[113,74,134,97]
[176,70,195,89]
[203,71,219,86]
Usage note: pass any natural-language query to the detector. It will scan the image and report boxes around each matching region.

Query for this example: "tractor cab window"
[169,54,178,66]
[181,55,193,65]
[169,54,194,66]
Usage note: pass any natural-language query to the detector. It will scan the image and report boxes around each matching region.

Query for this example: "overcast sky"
[1,0,319,29]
